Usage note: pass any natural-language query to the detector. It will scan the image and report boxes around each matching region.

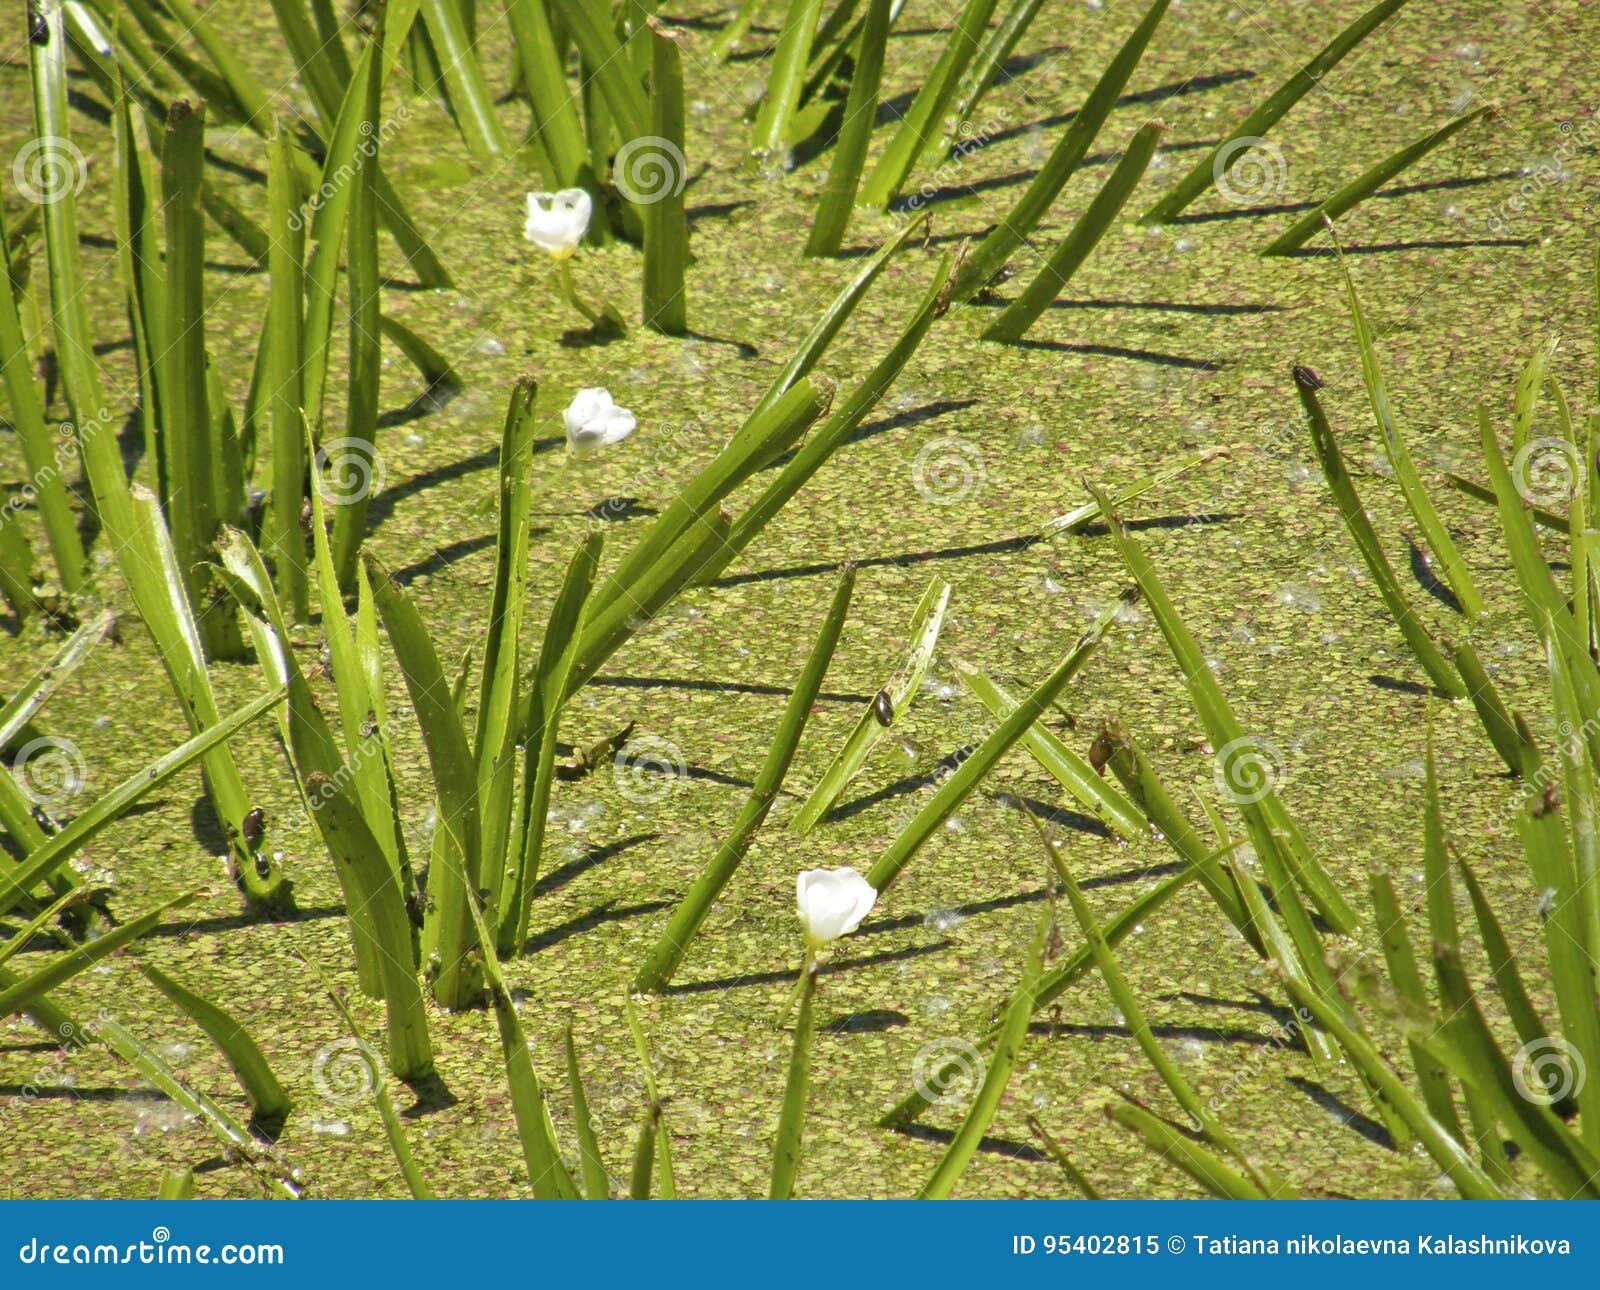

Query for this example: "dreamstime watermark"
[613,135,687,206]
[896,115,1010,221]
[1485,107,1600,236]
[17,1229,283,1267]
[0,1013,101,1137]
[1510,436,1585,508]
[10,735,87,810]
[315,437,386,506]
[288,106,411,233]
[912,435,986,505]
[1190,1004,1314,1128]
[12,134,87,204]
[1212,136,1288,206]
[1485,709,1600,838]
[587,420,701,530]
[1211,735,1286,806]
[1,405,121,534]
[278,705,410,838]
[912,1036,986,1108]
[612,734,687,804]
[1512,1035,1585,1105]
[310,1037,380,1107]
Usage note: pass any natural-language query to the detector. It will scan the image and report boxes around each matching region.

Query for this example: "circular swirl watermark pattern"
[912,1037,985,1108]
[1512,1036,1585,1105]
[315,438,386,507]
[1212,136,1288,206]
[1510,437,1584,508]
[12,736,87,809]
[612,735,687,804]
[13,136,88,204]
[614,136,687,206]
[311,1038,380,1106]
[1212,735,1285,806]
[912,437,986,505]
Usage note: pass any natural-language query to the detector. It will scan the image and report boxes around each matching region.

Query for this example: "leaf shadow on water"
[959,70,1257,156]
[662,941,950,995]
[764,399,978,470]
[1408,538,1462,613]
[1285,1077,1396,1150]
[588,675,873,705]
[1030,1019,1284,1048]
[1006,339,1222,370]
[687,199,754,226]
[822,1009,910,1034]
[143,905,348,941]
[1283,238,1533,257]
[532,832,657,898]
[518,898,677,956]
[1023,298,1287,317]
[1367,673,1457,700]
[1167,170,1523,226]
[389,532,513,588]
[0,1083,168,1103]
[712,515,1236,590]
[859,869,1184,940]
[890,1121,1048,1163]
[891,139,1217,218]
[993,789,1114,840]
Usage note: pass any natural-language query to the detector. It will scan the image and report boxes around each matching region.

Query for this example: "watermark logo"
[13,135,87,204]
[612,735,687,804]
[315,438,385,506]
[912,436,986,505]
[311,1038,380,1106]
[912,1037,985,1108]
[1512,1036,1585,1105]
[1212,735,1285,805]
[614,136,687,205]
[1510,437,1584,508]
[12,736,87,809]
[1212,137,1288,206]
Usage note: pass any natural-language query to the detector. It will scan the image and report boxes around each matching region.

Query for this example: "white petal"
[596,407,637,446]
[796,867,877,944]
[524,188,591,257]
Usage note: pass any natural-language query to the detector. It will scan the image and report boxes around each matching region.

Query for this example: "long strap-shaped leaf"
[366,552,484,1010]
[917,910,1046,1198]
[0,687,284,916]
[634,564,855,991]
[1087,476,1359,937]
[503,532,604,955]
[1295,365,1466,697]
[949,0,1171,302]
[791,576,950,834]
[0,891,196,1017]
[857,0,1000,208]
[866,597,1120,892]
[983,120,1163,342]
[1142,0,1412,222]
[1263,106,1491,255]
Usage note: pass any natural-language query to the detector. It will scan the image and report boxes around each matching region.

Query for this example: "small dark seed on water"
[872,690,894,726]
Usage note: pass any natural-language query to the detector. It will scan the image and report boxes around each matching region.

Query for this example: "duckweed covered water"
[0,0,1594,1198]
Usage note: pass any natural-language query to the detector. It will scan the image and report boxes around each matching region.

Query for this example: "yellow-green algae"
[0,0,1595,1199]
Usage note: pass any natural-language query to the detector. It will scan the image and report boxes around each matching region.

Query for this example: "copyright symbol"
[1167,1235,1186,1254]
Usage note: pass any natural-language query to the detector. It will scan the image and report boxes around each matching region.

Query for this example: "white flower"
[564,388,637,453]
[796,867,878,947]
[524,188,592,258]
